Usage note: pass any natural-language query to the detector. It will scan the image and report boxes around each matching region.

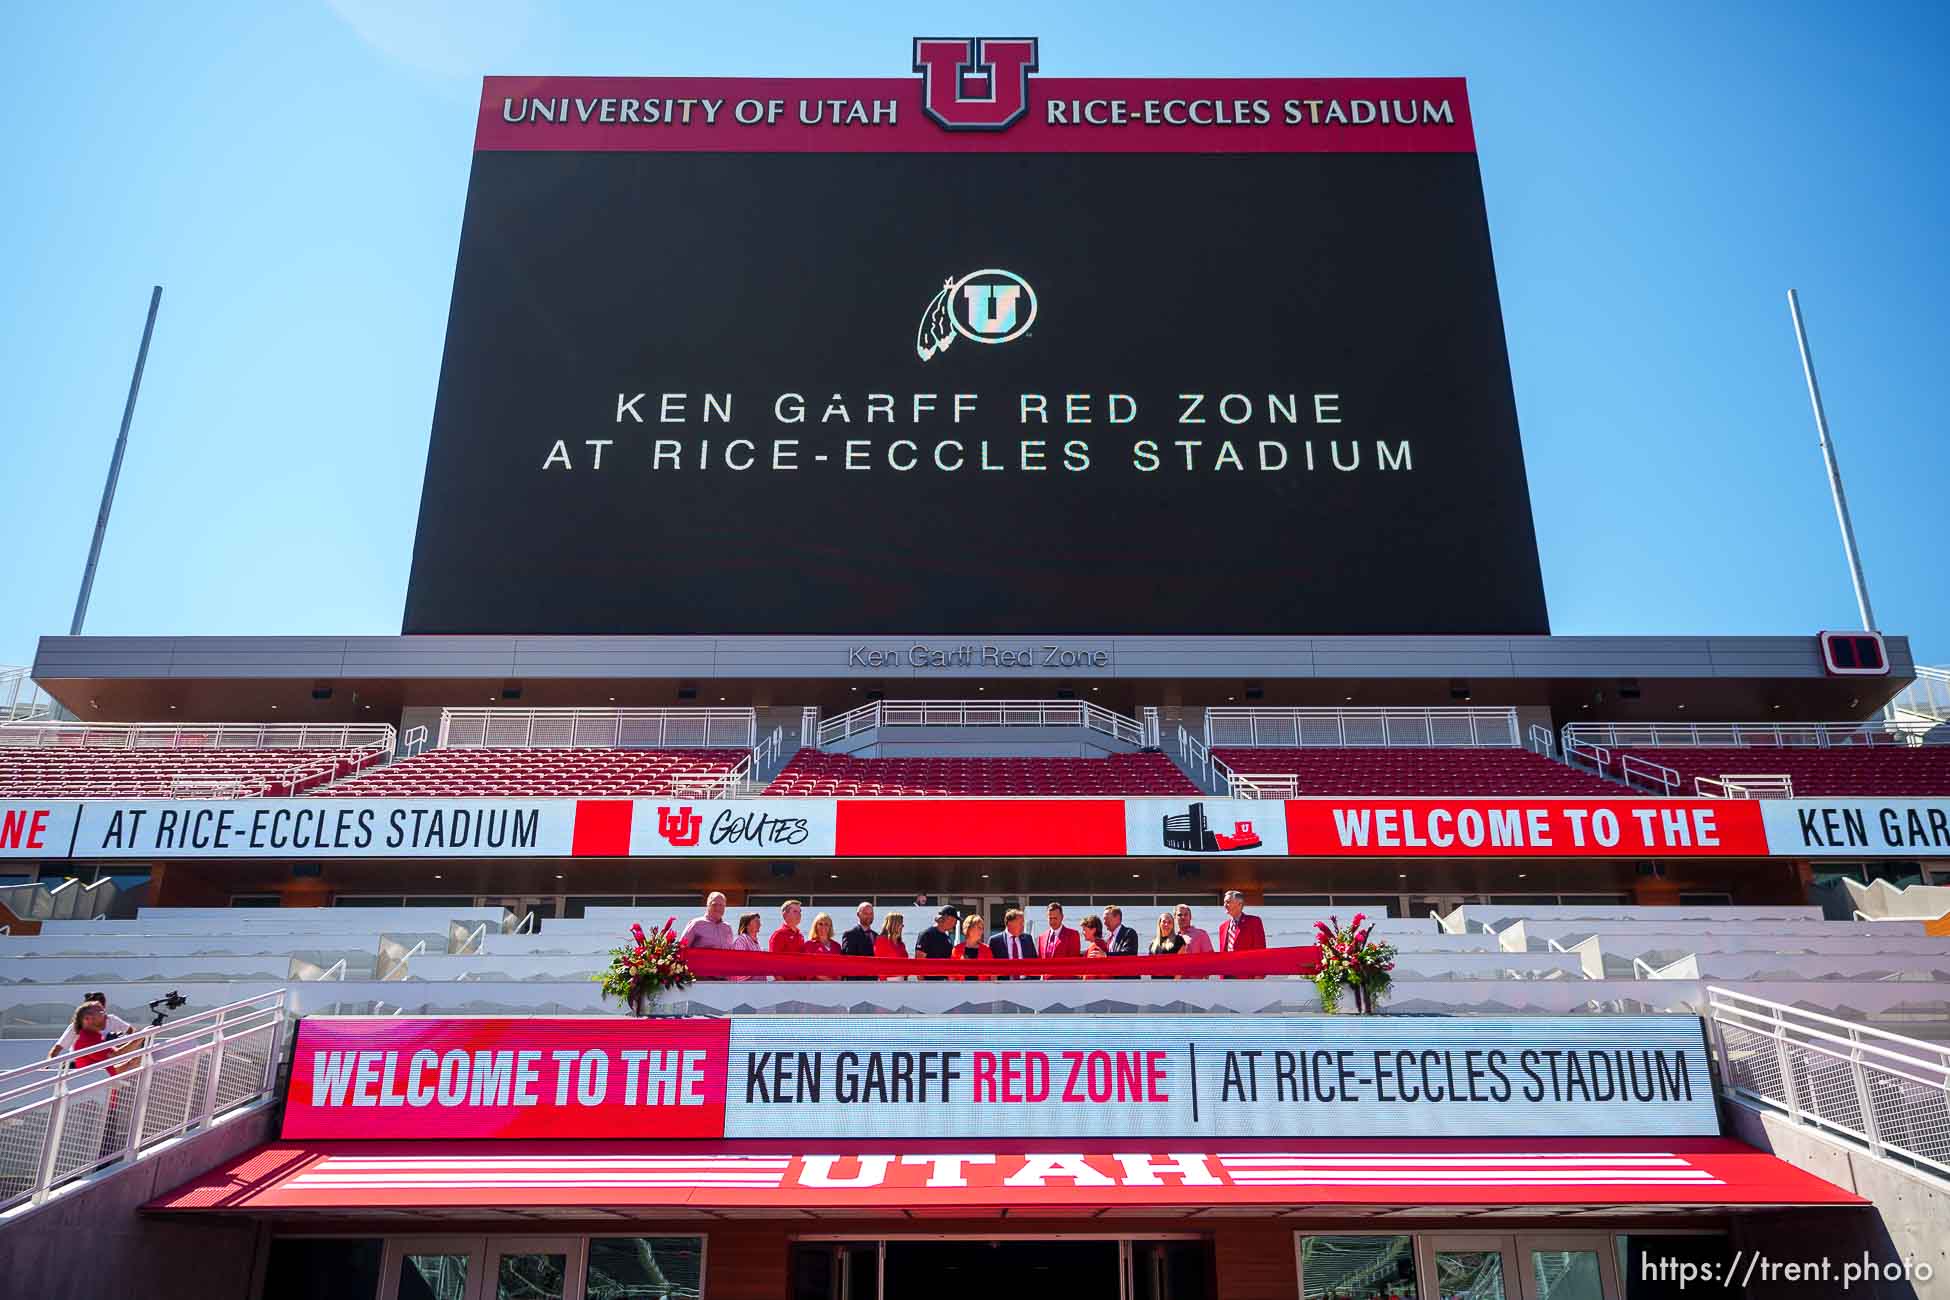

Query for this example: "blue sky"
[2,1,1945,670]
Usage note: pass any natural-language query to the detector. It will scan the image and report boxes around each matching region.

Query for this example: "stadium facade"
[3,38,1948,1300]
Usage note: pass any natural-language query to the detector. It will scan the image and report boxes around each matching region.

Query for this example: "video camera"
[146,990,189,1028]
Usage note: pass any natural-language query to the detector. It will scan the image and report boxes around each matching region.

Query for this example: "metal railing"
[1227,771,1300,799]
[1563,733,1614,779]
[1894,667,1950,725]
[1176,725,1214,789]
[0,990,288,1215]
[1619,753,1679,795]
[0,878,117,921]
[0,668,58,723]
[0,720,395,753]
[1527,724,1556,756]
[437,707,755,750]
[1564,717,1943,750]
[1203,706,1520,749]
[1705,986,1950,1183]
[1181,730,1303,800]
[1696,773,1795,800]
[817,699,1147,748]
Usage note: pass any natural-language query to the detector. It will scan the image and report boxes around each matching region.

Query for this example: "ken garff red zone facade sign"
[403,40,1545,639]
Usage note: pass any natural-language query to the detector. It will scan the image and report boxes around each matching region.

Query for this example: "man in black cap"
[914,904,959,978]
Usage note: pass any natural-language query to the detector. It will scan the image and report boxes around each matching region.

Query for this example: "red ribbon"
[682,944,1320,980]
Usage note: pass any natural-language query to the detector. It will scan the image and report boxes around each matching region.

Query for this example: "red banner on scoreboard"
[1284,799,1769,857]
[283,1018,730,1141]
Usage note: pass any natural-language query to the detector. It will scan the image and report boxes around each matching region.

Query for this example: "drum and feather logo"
[917,269,1038,360]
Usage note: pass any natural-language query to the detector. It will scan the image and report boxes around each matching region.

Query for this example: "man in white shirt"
[48,992,134,1058]
[678,892,734,949]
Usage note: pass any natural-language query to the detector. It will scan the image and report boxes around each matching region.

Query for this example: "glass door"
[484,1237,585,1300]
[382,1237,485,1300]
[1514,1234,1618,1300]
[1420,1235,1518,1300]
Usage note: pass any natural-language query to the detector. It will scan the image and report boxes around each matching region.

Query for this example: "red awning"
[149,1137,1861,1219]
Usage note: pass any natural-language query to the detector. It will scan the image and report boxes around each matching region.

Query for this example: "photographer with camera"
[47,991,132,1059]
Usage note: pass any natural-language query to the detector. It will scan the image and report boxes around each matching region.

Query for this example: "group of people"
[676,890,1267,977]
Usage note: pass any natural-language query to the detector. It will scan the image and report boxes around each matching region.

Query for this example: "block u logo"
[913,37,1040,132]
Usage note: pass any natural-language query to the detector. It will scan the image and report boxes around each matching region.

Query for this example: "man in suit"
[988,907,1039,978]
[839,900,877,980]
[1038,902,1080,962]
[914,905,959,978]
[1101,905,1140,978]
[1217,890,1267,954]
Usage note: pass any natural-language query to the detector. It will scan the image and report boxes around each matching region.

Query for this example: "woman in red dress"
[874,913,907,958]
[952,914,995,980]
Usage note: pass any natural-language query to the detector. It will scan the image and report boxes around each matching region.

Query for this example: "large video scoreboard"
[403,45,1549,636]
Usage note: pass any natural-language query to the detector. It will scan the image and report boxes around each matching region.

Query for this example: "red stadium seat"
[760,750,1199,797]
[1614,746,1950,798]
[316,747,749,798]
[1208,747,1621,797]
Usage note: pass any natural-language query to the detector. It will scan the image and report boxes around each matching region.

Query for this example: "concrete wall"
[1727,1099,1949,1299]
[0,1103,276,1300]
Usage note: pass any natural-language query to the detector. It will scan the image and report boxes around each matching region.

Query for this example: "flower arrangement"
[1312,913,1397,1014]
[596,920,695,1016]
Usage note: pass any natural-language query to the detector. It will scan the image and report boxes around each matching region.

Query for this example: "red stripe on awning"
[148,1137,1862,1216]
[835,799,1128,856]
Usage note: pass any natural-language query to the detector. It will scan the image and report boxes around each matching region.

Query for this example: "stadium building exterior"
[3,38,1949,1300]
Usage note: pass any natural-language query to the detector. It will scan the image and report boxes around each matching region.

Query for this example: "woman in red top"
[874,913,907,959]
[768,900,806,954]
[1078,915,1109,978]
[952,914,995,980]
[804,913,842,979]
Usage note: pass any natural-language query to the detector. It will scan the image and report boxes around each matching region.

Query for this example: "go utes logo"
[912,37,1040,131]
[917,269,1038,361]
[656,805,702,848]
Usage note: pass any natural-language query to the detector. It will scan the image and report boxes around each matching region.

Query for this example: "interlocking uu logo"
[656,805,703,848]
[917,269,1038,361]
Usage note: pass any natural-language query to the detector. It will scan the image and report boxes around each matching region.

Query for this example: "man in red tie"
[1216,890,1265,954]
[988,908,1040,980]
[1038,902,1080,961]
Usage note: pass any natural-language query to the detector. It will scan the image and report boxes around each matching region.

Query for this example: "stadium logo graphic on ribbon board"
[1163,802,1264,852]
[912,37,1040,131]
[917,268,1038,360]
